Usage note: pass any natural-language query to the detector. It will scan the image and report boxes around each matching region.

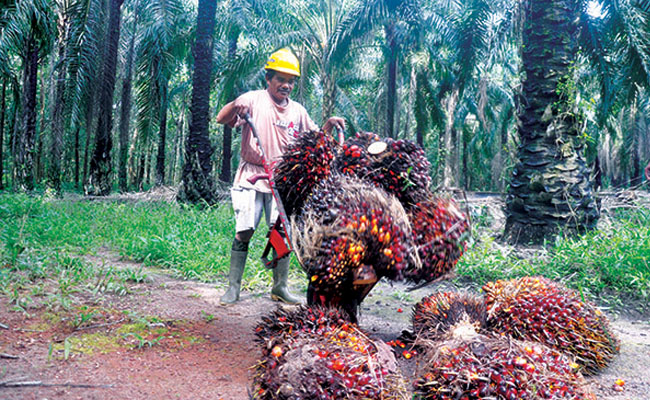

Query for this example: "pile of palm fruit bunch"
[404,198,470,284]
[412,321,596,399]
[294,174,415,322]
[333,132,431,209]
[272,130,338,216]
[411,292,486,341]
[409,292,595,399]
[252,305,409,400]
[483,276,620,373]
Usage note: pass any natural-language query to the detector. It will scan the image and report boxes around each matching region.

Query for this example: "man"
[217,48,344,305]
[645,161,650,181]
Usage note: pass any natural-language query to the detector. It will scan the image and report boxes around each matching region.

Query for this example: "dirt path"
[1,252,649,399]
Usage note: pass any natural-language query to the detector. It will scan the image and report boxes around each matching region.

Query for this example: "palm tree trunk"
[49,31,69,195]
[82,93,94,187]
[88,0,125,195]
[321,72,336,123]
[441,86,459,188]
[414,70,427,148]
[118,9,139,192]
[0,79,6,190]
[178,0,218,204]
[16,32,39,191]
[385,23,398,139]
[504,0,599,244]
[219,35,238,184]
[155,78,169,186]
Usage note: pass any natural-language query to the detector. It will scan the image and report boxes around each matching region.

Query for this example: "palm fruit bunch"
[483,276,620,374]
[294,174,414,322]
[332,131,379,176]
[412,292,486,340]
[404,197,470,284]
[272,130,338,216]
[413,319,596,400]
[334,133,432,209]
[252,305,409,400]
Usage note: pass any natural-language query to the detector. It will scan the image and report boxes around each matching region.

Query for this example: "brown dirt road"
[1,251,649,400]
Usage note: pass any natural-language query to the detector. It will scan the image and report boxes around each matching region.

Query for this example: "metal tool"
[242,113,293,268]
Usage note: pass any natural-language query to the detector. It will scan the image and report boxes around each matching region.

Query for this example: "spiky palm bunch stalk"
[483,276,620,374]
[412,292,486,341]
[334,132,432,210]
[272,130,338,216]
[294,174,415,322]
[413,319,595,400]
[252,305,409,400]
[405,198,470,284]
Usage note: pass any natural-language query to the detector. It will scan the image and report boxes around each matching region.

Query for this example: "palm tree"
[504,0,600,244]
[0,0,55,191]
[0,77,6,190]
[49,0,89,195]
[87,0,125,195]
[133,0,191,187]
[178,0,218,204]
[286,0,362,123]
[117,0,140,192]
[504,0,650,243]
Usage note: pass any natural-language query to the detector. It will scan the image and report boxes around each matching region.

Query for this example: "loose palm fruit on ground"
[272,130,337,216]
[483,276,620,374]
[404,197,470,284]
[412,292,486,340]
[413,319,596,400]
[252,305,410,400]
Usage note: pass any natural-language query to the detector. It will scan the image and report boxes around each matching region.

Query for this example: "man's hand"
[216,99,250,126]
[231,100,250,120]
[645,161,650,180]
[323,117,346,143]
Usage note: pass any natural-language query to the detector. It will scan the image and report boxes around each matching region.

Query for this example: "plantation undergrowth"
[1,192,648,314]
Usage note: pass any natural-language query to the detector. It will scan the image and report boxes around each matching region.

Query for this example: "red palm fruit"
[273,130,337,216]
[404,197,470,284]
[295,174,414,322]
[413,320,596,400]
[252,305,409,400]
[412,292,486,340]
[483,276,620,374]
[334,133,431,210]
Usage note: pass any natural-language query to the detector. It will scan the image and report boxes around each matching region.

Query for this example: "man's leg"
[263,193,301,304]
[219,234,251,305]
[220,186,260,305]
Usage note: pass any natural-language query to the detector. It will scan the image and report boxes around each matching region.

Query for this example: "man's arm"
[645,161,650,180]
[216,99,250,126]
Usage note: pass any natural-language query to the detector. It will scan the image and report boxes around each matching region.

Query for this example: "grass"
[1,192,649,313]
[456,207,650,312]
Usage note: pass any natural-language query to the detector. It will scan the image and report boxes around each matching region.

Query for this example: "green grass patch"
[2,192,648,313]
[456,208,650,312]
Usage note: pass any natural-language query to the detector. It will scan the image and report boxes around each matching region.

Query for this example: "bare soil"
[1,250,649,400]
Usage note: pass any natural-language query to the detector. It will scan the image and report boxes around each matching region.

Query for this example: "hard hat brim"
[265,66,300,77]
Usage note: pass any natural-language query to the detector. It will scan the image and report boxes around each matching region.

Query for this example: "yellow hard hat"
[265,48,300,77]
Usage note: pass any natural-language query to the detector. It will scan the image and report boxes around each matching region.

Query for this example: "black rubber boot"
[219,250,247,305]
[271,256,301,304]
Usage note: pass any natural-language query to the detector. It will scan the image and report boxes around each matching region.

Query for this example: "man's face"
[266,71,297,105]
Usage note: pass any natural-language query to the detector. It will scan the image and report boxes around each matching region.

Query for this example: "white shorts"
[231,186,279,233]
